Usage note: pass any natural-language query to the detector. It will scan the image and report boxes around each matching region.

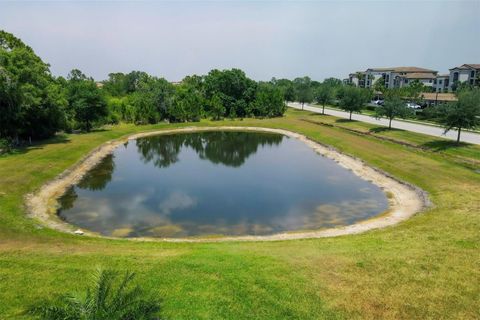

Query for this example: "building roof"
[366,67,394,72]
[366,66,437,73]
[450,64,480,71]
[403,72,437,79]
[349,72,365,77]
[436,74,449,78]
[421,92,457,102]
[464,64,480,70]
[392,67,436,73]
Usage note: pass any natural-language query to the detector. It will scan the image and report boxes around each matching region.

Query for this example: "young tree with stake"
[436,89,480,143]
[374,96,412,129]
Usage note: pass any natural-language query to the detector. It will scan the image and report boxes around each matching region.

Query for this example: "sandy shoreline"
[25,126,430,242]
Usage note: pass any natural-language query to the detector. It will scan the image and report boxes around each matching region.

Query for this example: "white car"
[406,102,422,109]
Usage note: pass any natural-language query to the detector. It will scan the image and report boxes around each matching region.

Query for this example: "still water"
[58,131,388,238]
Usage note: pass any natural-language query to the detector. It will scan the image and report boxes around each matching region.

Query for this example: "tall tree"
[0,30,67,141]
[168,84,203,122]
[103,72,127,96]
[436,89,480,143]
[130,75,174,124]
[204,68,257,118]
[251,83,286,117]
[66,69,108,132]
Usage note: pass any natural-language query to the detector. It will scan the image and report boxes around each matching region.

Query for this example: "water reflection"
[136,131,283,168]
[78,154,115,191]
[57,131,389,238]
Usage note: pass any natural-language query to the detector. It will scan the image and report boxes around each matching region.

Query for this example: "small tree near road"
[294,76,313,109]
[436,89,480,143]
[374,96,413,129]
[339,86,368,120]
[315,84,334,114]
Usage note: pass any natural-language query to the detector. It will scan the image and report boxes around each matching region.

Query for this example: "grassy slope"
[0,109,479,319]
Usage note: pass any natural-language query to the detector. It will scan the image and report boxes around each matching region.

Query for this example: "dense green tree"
[374,96,412,129]
[66,69,108,131]
[293,76,313,109]
[339,86,369,120]
[0,30,67,141]
[435,89,480,143]
[250,83,286,117]
[208,94,226,120]
[124,71,148,93]
[103,72,127,96]
[315,84,334,114]
[106,96,133,123]
[204,69,257,118]
[130,75,174,124]
[181,74,205,92]
[168,84,203,122]
[270,78,296,102]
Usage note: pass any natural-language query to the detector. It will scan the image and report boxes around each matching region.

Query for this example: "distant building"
[433,74,450,93]
[448,64,480,91]
[347,67,438,89]
[348,72,365,87]
[396,71,437,89]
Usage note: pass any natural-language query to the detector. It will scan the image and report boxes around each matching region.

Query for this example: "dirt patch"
[25,126,430,242]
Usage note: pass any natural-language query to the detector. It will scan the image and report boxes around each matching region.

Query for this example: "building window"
[439,80,443,84]
[471,70,475,77]
[404,79,409,84]
[453,72,459,82]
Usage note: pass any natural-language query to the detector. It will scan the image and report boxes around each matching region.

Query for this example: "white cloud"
[158,191,197,215]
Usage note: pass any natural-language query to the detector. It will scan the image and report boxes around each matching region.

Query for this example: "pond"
[58,131,389,238]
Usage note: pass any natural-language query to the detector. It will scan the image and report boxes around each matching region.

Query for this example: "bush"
[0,138,13,154]
[26,269,162,320]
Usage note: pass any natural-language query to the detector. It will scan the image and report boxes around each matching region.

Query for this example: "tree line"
[0,31,287,147]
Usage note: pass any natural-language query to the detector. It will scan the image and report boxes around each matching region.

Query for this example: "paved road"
[289,102,480,145]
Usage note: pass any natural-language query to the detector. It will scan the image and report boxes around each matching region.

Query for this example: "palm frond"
[27,268,162,320]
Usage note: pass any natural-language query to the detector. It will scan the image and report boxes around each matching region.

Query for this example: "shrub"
[0,138,13,154]
[26,269,162,320]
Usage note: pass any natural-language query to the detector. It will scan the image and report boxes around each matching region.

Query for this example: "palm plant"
[27,269,162,320]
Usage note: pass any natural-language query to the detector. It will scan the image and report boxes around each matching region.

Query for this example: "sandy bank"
[25,126,430,242]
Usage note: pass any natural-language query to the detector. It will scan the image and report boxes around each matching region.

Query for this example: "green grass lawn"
[0,109,479,319]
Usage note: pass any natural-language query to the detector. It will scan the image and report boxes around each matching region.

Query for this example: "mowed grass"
[0,109,479,319]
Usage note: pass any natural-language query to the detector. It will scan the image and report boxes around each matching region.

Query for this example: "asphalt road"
[289,102,480,145]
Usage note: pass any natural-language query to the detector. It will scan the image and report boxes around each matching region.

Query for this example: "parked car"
[406,102,422,109]
[371,99,384,106]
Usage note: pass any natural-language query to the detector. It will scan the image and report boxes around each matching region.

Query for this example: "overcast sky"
[1,1,479,81]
